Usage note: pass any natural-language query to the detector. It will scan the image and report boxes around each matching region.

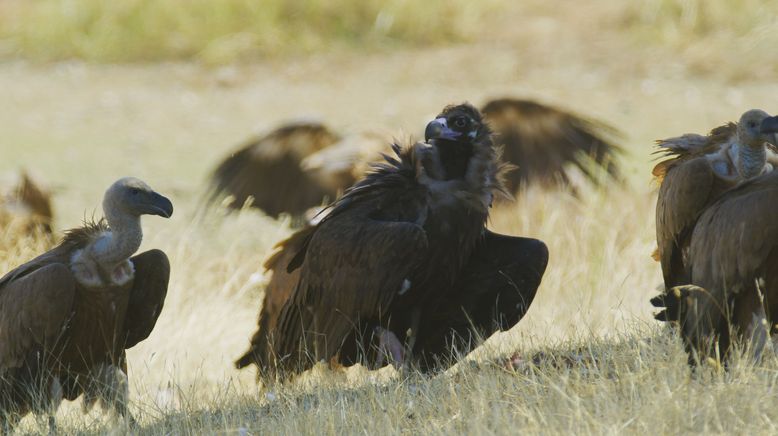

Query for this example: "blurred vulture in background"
[235,103,548,379]
[0,177,173,432]
[206,98,622,221]
[666,165,778,363]
[650,110,778,324]
[0,171,54,240]
[205,121,389,220]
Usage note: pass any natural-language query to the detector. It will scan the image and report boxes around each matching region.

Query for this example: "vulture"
[0,177,173,431]
[650,110,778,323]
[207,98,622,221]
[664,129,778,362]
[0,171,54,239]
[205,121,389,221]
[479,98,622,193]
[235,103,549,379]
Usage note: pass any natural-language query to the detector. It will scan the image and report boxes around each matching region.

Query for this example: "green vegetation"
[0,0,502,63]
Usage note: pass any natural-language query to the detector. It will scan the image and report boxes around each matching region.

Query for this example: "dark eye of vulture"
[235,103,548,379]
[650,111,778,327]
[0,177,172,431]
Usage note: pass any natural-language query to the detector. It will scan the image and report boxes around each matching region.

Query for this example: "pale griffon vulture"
[0,177,173,431]
[651,110,778,323]
[665,122,778,362]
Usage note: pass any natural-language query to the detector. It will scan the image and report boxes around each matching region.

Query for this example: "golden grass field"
[2,0,778,434]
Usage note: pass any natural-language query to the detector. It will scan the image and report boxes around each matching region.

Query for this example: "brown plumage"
[235,104,548,379]
[651,110,778,323]
[667,163,778,362]
[0,171,54,240]
[480,98,622,193]
[0,177,173,431]
[206,122,341,219]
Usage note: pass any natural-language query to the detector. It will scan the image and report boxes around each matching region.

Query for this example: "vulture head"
[425,103,492,180]
[737,110,778,148]
[103,177,174,220]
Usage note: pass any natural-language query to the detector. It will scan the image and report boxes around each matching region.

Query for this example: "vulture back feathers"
[0,177,173,429]
[236,103,548,379]
[668,168,778,361]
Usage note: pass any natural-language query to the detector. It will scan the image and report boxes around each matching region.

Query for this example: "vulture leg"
[123,249,170,350]
[374,327,405,369]
[673,285,728,364]
[732,286,769,361]
[82,363,134,424]
[415,232,548,370]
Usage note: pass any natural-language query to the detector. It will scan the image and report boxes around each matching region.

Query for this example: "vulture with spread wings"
[665,133,778,361]
[650,110,778,323]
[235,104,548,379]
[0,177,172,432]
[205,121,388,221]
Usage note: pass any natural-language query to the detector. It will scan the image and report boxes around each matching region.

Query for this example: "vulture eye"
[130,188,140,196]
[453,117,468,128]
[748,121,757,128]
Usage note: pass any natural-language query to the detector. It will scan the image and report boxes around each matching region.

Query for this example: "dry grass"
[2,0,778,433]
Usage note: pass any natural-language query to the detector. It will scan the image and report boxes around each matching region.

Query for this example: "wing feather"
[0,263,76,372]
[122,249,170,349]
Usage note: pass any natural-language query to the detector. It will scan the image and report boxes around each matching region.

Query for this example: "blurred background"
[0,0,777,430]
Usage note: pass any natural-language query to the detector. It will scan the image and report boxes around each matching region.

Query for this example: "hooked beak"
[425,118,461,141]
[146,192,174,218]
[760,115,778,134]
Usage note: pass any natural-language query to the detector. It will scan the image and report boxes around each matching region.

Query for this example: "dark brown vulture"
[205,121,364,221]
[650,110,778,323]
[663,124,778,362]
[0,171,54,239]
[0,177,173,432]
[479,98,622,193]
[235,103,548,379]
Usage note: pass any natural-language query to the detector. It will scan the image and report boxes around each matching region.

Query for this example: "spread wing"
[481,98,622,193]
[234,226,312,370]
[122,249,170,349]
[205,122,341,218]
[260,144,431,376]
[414,231,548,366]
[689,171,778,294]
[0,263,76,373]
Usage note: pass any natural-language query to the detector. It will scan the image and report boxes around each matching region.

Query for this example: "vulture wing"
[414,231,548,366]
[0,263,76,372]
[480,98,622,193]
[122,249,170,349]
[652,157,736,321]
[264,144,431,374]
[234,226,312,370]
[689,171,778,294]
[205,122,341,218]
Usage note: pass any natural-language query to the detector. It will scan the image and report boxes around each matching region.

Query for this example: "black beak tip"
[152,194,174,218]
[760,116,778,134]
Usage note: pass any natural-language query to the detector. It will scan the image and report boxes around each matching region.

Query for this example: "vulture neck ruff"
[735,142,769,179]
[71,205,142,288]
[433,139,475,180]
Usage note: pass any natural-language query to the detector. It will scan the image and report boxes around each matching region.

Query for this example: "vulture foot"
[374,327,405,369]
